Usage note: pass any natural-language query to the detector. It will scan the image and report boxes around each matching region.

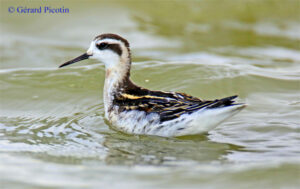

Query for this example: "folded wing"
[114,86,239,123]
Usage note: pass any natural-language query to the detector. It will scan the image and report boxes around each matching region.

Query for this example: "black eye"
[96,43,108,50]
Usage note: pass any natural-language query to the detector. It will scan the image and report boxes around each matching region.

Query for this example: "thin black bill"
[59,53,90,68]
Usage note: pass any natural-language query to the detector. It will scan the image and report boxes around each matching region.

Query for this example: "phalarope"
[59,33,245,137]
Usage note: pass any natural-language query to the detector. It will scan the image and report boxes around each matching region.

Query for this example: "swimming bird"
[59,33,245,137]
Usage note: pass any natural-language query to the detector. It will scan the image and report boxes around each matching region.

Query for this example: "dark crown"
[94,33,130,48]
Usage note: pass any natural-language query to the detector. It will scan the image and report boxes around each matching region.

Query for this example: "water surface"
[1,1,300,188]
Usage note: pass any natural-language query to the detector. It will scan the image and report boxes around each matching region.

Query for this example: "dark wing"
[158,94,238,122]
[114,86,238,123]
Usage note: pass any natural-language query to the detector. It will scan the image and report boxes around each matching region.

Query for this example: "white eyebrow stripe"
[96,39,122,45]
[95,38,128,56]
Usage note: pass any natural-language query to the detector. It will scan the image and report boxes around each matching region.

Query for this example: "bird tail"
[175,95,246,136]
[206,95,242,109]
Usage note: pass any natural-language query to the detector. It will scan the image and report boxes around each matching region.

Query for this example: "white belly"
[107,104,245,137]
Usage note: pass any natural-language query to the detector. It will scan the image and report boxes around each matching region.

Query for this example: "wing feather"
[114,86,238,123]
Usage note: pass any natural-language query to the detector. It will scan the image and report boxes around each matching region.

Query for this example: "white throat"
[103,58,130,119]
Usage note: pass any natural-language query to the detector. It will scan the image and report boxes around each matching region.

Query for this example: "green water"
[1,0,300,188]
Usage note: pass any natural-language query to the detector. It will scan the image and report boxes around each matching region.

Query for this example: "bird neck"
[103,58,132,118]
